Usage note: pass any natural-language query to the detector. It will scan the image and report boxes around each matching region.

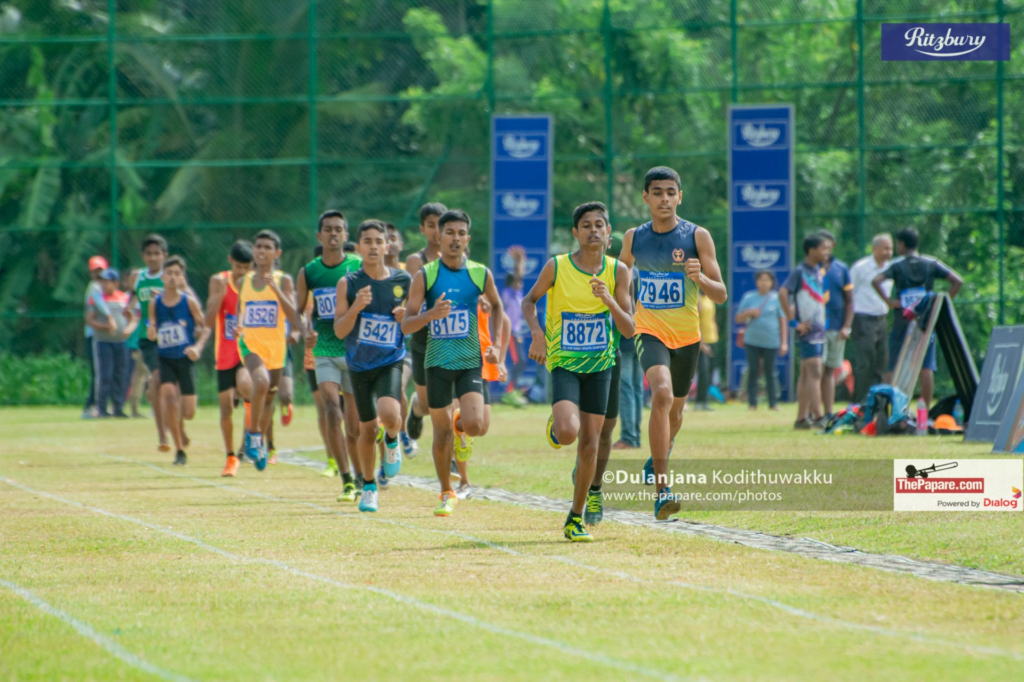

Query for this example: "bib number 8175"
[430,309,470,340]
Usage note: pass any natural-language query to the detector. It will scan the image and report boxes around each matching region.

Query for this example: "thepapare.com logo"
[881,23,1010,61]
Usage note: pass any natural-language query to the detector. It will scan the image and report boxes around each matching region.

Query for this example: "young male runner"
[523,201,634,542]
[333,220,412,513]
[619,167,727,520]
[237,230,298,469]
[297,211,362,500]
[205,240,254,477]
[147,257,208,466]
[402,209,504,517]
[403,202,446,448]
[128,235,170,451]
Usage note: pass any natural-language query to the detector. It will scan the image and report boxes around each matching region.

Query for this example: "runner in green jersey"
[296,211,362,499]
[127,234,170,452]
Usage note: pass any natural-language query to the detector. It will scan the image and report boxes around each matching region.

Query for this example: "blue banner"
[728,105,794,400]
[881,23,1010,61]
[491,115,553,390]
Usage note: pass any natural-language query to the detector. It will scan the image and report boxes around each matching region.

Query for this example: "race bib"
[223,314,237,341]
[430,307,470,340]
[561,312,609,353]
[313,287,336,320]
[638,271,686,310]
[157,322,187,349]
[243,300,279,328]
[900,286,926,311]
[358,313,400,349]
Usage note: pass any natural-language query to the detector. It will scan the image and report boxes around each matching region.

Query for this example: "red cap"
[88,255,108,271]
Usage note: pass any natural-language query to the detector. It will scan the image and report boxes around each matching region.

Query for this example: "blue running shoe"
[400,431,418,459]
[377,466,389,490]
[382,434,402,478]
[654,487,681,520]
[642,439,674,486]
[359,484,378,512]
[249,432,268,472]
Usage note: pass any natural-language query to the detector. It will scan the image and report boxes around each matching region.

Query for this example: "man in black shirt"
[871,227,962,406]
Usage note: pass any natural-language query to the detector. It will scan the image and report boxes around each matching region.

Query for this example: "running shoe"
[450,459,461,481]
[221,455,240,477]
[642,439,674,485]
[407,394,424,437]
[400,432,418,459]
[794,419,813,430]
[654,487,681,520]
[337,480,357,502]
[173,450,187,466]
[382,433,402,478]
[248,433,268,472]
[322,458,339,477]
[456,483,473,500]
[546,414,561,449]
[584,489,603,526]
[359,484,378,512]
[354,477,364,493]
[81,408,99,420]
[158,443,172,453]
[377,466,390,490]
[268,447,277,466]
[453,409,473,462]
[434,491,458,517]
[563,513,594,542]
[376,423,385,443]
[281,403,293,426]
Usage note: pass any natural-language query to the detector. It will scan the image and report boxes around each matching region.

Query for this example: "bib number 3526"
[638,272,685,310]
[430,308,470,340]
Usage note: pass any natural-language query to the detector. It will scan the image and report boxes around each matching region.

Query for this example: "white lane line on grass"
[109,452,1024,661]
[0,577,196,682]
[0,476,686,682]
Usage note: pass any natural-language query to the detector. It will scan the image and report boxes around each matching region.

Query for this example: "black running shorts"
[412,348,427,387]
[350,361,404,422]
[306,368,318,394]
[217,362,243,393]
[635,334,700,399]
[552,366,613,416]
[139,338,160,372]
[425,365,483,410]
[605,348,622,421]
[159,355,196,396]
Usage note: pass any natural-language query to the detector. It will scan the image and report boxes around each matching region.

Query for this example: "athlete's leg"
[552,400,581,447]
[800,357,823,421]
[378,396,402,440]
[217,390,234,454]
[414,385,429,418]
[319,384,350,475]
[429,407,456,492]
[594,416,616,486]
[453,391,485,437]
[571,412,605,516]
[149,369,168,447]
[243,353,270,437]
[919,369,934,407]
[342,392,361,475]
[161,382,183,452]
[313,388,329,450]
[646,365,674,483]
[479,404,491,437]
[356,418,379,486]
[181,394,197,421]
[278,374,294,418]
[258,369,282,438]
[820,367,836,416]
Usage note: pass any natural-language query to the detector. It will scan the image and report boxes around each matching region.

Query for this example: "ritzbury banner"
[727,105,794,399]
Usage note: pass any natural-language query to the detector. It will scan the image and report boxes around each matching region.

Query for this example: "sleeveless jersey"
[238,271,287,370]
[305,254,363,358]
[344,267,412,372]
[631,219,701,348]
[135,268,164,326]
[423,258,488,370]
[410,248,436,354]
[214,271,241,370]
[478,304,499,382]
[154,293,195,359]
[545,254,618,373]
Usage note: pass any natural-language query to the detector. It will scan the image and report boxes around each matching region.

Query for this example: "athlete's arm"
[778,287,793,322]
[147,299,157,341]
[185,295,211,361]
[269,274,299,329]
[482,270,504,365]
[618,228,636,269]
[871,272,898,309]
[522,258,556,364]
[945,268,964,299]
[840,287,855,339]
[332,279,366,340]
[294,266,311,340]
[204,274,226,331]
[405,252,423,278]
[691,228,727,304]
[607,261,636,338]
[125,270,139,318]
[401,271,450,335]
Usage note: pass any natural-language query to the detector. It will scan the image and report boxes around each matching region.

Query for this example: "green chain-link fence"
[1,0,1022,385]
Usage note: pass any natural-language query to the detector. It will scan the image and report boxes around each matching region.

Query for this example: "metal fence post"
[997,0,1006,324]
[730,0,738,104]
[107,0,118,266]
[309,0,319,223]
[856,0,866,255]
[602,0,614,223]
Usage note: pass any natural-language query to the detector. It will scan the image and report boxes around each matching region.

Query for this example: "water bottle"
[953,399,964,426]
[916,398,928,436]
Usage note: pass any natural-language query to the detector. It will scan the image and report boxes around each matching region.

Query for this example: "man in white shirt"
[848,234,893,402]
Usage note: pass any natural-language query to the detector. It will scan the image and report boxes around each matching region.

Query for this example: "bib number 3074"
[561,312,608,353]
[430,308,470,340]
[638,272,685,310]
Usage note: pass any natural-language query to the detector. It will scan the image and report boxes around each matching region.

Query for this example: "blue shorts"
[798,340,824,360]
[889,329,937,372]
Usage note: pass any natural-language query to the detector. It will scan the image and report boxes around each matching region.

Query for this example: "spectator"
[780,233,830,429]
[735,270,788,411]
[816,230,854,420]
[614,265,643,449]
[872,227,963,407]
[500,246,529,406]
[123,268,148,417]
[694,290,718,411]
[82,255,109,419]
[849,234,893,402]
[85,268,136,418]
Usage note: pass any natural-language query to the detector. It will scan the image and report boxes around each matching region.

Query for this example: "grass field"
[1,403,1022,681]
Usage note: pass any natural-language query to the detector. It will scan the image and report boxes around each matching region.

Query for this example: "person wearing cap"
[85,268,137,417]
[82,255,110,419]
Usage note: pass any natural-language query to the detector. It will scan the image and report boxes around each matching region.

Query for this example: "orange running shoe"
[221,455,240,477]
[281,403,293,427]
[158,443,171,453]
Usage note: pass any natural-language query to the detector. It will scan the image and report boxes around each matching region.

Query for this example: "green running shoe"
[563,513,594,543]
[583,490,603,526]
[321,458,339,478]
[546,414,561,449]
[337,481,357,502]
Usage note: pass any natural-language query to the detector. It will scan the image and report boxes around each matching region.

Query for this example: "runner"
[333,220,413,513]
[618,167,727,520]
[402,209,503,517]
[147,257,208,466]
[237,230,298,470]
[296,211,362,501]
[204,240,254,477]
[128,235,170,451]
[403,202,446,451]
[523,201,634,542]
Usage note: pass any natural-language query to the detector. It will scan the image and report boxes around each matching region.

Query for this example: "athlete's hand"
[484,344,500,365]
[305,328,318,350]
[498,362,508,383]
[353,286,373,312]
[430,292,452,320]
[887,298,900,310]
[590,276,613,306]
[528,334,547,365]
[685,258,701,282]
[779,343,789,356]
[392,306,406,323]
[147,324,156,342]
[184,345,201,361]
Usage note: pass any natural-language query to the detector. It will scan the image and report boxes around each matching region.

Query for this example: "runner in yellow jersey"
[523,201,634,542]
[237,230,298,469]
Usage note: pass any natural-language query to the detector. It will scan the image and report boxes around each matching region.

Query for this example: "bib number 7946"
[638,271,685,310]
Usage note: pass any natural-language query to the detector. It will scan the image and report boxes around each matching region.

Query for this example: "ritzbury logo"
[497,192,545,220]
[497,133,545,159]
[881,23,1010,61]
[733,183,788,211]
[733,121,787,150]
[739,245,782,270]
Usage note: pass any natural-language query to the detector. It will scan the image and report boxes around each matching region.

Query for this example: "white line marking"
[1,476,685,682]
[110,452,1023,661]
[0,577,196,682]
